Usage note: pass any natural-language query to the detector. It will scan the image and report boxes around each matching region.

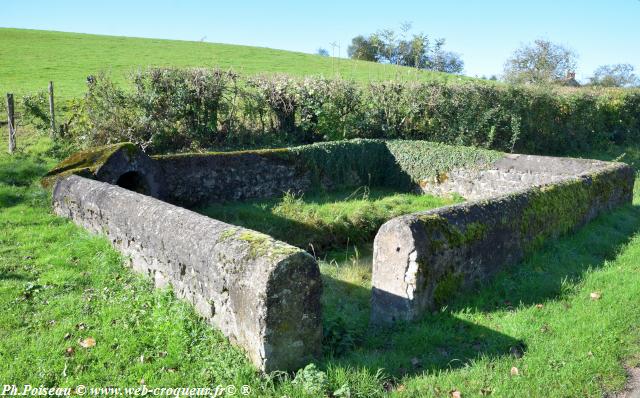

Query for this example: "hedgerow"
[22,68,640,155]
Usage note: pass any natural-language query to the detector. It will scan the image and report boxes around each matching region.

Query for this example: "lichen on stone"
[433,271,464,306]
[417,214,488,250]
[238,230,300,259]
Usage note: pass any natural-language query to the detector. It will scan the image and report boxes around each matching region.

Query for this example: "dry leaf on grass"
[590,292,602,300]
[78,337,96,348]
[451,390,462,398]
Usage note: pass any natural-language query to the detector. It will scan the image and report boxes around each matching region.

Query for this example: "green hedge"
[39,68,640,155]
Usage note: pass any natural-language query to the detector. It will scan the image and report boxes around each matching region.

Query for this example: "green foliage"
[21,90,50,130]
[59,68,640,156]
[248,74,299,134]
[292,364,328,395]
[589,64,639,88]
[290,139,393,188]
[385,140,502,186]
[347,24,464,73]
[66,73,144,149]
[503,39,578,85]
[132,68,238,149]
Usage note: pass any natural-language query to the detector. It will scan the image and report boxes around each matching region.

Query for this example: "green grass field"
[1,132,640,396]
[0,28,472,100]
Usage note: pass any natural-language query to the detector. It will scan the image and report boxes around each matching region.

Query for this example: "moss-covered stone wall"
[152,139,501,206]
[371,160,634,325]
[52,175,322,372]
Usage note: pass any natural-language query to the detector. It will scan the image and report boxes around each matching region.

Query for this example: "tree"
[316,48,330,57]
[347,25,464,73]
[503,39,577,84]
[428,42,464,74]
[589,64,639,87]
[347,35,378,62]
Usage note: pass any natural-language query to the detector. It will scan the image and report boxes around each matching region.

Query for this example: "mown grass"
[0,28,473,100]
[1,133,640,397]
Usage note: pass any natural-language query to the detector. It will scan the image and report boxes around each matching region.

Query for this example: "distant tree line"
[339,28,638,87]
[345,23,464,74]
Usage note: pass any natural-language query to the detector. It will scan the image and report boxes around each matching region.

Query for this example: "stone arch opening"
[116,171,150,195]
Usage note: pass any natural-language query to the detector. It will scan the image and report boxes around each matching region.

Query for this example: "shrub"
[248,74,298,134]
[132,68,238,149]
[66,73,145,149]
[21,91,50,131]
[60,68,640,155]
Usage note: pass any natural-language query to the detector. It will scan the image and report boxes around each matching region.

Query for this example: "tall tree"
[503,39,577,84]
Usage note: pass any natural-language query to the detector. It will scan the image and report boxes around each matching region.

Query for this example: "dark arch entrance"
[116,171,150,195]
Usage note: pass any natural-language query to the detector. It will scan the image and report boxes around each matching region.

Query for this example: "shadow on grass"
[0,154,50,187]
[0,190,24,207]
[320,201,640,378]
[0,271,33,282]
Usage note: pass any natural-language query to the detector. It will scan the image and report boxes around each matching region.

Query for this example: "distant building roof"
[558,71,580,87]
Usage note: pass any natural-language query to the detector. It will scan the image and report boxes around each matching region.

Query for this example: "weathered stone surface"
[371,159,634,325]
[53,175,322,372]
[418,154,614,200]
[154,151,311,207]
[42,143,164,198]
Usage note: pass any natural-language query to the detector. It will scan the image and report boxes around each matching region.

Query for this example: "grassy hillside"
[0,28,471,99]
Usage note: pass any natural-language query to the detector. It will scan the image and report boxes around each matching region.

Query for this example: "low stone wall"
[371,160,634,324]
[52,175,322,372]
[45,140,636,367]
[152,140,401,207]
[154,151,312,207]
[418,153,614,200]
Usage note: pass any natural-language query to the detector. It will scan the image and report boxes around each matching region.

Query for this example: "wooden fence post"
[7,93,16,154]
[48,81,55,138]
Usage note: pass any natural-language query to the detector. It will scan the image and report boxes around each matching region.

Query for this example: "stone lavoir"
[43,139,634,371]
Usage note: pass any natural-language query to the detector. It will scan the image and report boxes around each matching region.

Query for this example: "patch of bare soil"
[610,367,640,398]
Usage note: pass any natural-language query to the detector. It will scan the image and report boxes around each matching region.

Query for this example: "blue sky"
[3,0,640,81]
